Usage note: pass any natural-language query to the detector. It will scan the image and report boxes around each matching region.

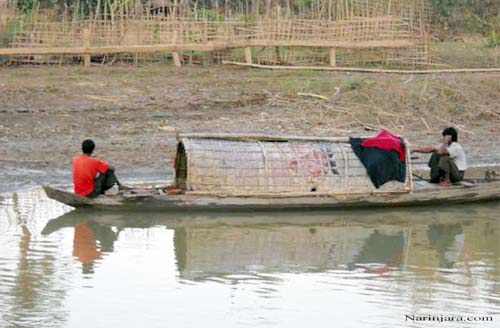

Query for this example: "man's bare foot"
[439,179,452,187]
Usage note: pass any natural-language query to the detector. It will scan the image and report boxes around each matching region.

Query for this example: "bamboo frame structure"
[1,0,432,66]
[175,133,412,197]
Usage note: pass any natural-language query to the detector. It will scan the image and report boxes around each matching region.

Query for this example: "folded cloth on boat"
[361,130,406,161]
[350,137,406,189]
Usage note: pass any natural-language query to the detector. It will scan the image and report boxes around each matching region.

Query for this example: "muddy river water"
[0,188,499,328]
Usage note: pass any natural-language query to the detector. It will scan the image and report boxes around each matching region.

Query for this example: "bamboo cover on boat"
[176,133,412,196]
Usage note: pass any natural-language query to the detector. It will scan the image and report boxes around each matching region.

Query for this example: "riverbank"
[1,62,499,192]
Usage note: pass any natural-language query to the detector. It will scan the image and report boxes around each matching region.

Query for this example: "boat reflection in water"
[41,203,496,281]
[174,223,407,280]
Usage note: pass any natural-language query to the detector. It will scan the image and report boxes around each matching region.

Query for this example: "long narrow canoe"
[43,180,500,211]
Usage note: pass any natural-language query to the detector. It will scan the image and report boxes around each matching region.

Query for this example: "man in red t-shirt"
[73,139,124,197]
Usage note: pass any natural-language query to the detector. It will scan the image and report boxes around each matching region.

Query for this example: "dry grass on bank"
[1,62,498,137]
[433,39,499,68]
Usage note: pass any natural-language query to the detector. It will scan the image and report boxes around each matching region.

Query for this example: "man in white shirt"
[411,127,467,186]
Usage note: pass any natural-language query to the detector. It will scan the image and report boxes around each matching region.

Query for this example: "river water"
[0,188,499,328]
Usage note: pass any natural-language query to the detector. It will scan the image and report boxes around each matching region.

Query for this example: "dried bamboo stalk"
[222,61,500,74]
[178,133,356,142]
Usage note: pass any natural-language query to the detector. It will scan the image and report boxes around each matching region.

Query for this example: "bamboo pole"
[404,138,414,193]
[172,51,181,67]
[172,21,181,67]
[83,27,91,67]
[0,44,218,56]
[178,132,358,142]
[222,61,500,74]
[0,39,417,57]
[329,47,336,66]
[244,46,252,63]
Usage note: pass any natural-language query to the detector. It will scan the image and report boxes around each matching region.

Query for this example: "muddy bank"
[1,66,499,192]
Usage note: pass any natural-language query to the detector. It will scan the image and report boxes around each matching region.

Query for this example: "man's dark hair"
[82,139,95,155]
[442,127,458,142]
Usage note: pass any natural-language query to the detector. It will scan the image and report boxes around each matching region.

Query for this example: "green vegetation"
[485,32,499,48]
[430,0,499,38]
[9,1,499,36]
[0,17,27,48]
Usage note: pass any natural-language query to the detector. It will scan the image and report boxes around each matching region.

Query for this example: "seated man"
[73,139,125,197]
[411,127,467,186]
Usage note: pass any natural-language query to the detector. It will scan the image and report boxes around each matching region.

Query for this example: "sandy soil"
[1,65,499,192]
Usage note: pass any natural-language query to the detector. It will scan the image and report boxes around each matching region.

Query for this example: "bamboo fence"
[1,0,431,66]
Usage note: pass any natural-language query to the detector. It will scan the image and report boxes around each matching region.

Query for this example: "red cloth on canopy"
[361,130,406,161]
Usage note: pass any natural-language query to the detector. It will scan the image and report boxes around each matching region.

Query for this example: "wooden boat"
[43,133,500,211]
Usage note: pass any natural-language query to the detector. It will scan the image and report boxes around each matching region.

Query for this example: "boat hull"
[43,181,500,211]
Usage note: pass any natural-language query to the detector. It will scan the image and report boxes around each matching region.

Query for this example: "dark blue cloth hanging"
[350,138,406,189]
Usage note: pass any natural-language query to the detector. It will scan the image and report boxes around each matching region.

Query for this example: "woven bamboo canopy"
[175,133,412,197]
